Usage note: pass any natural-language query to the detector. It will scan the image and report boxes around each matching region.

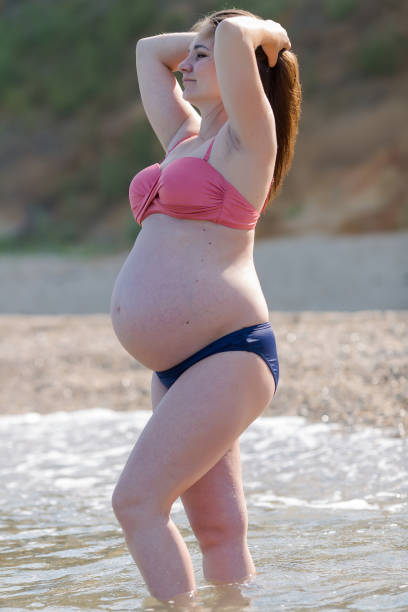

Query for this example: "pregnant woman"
[110,8,300,604]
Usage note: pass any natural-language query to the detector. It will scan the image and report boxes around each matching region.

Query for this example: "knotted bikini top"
[129,135,274,230]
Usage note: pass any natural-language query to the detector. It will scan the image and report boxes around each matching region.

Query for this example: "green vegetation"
[0,234,127,257]
[0,1,157,117]
[252,0,301,18]
[356,25,405,77]
[1,0,406,254]
[283,201,303,219]
[0,0,205,254]
[323,0,356,21]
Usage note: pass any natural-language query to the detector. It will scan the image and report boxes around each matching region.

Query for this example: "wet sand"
[1,232,406,435]
[1,311,406,437]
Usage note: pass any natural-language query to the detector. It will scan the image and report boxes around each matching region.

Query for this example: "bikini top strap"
[166,135,194,156]
[203,137,216,162]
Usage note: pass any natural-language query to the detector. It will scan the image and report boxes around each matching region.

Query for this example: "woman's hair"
[190,8,302,207]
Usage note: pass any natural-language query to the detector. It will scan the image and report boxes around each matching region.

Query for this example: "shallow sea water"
[1,409,407,611]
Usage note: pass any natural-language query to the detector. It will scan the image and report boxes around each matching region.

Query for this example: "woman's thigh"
[153,372,247,541]
[180,438,249,547]
[114,351,275,513]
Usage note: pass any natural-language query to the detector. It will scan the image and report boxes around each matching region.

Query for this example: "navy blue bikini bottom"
[155,321,279,393]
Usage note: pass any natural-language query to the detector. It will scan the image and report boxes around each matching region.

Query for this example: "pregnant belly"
[110,239,269,372]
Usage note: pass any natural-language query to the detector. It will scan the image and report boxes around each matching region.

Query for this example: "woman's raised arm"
[136,33,201,151]
[137,32,196,72]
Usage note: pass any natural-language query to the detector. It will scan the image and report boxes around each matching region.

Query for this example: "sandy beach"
[1,310,406,437]
[1,232,407,436]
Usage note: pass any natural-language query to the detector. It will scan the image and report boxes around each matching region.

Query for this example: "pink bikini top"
[129,135,274,230]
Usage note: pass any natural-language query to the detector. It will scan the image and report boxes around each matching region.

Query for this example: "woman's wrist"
[217,16,267,49]
[137,32,196,72]
[217,16,291,67]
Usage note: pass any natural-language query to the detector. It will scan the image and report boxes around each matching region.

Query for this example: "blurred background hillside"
[1,0,407,254]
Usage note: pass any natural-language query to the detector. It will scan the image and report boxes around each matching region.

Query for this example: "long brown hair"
[190,8,302,207]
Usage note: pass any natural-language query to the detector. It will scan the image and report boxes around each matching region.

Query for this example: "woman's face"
[178,33,221,103]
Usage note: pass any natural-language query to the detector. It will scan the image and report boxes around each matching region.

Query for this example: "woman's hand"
[261,19,291,67]
[220,16,291,68]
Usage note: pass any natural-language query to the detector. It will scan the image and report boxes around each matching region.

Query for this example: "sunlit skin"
[178,34,228,140]
[110,20,279,605]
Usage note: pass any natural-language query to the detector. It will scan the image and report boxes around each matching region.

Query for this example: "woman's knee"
[192,507,248,551]
[112,484,142,526]
[111,483,170,528]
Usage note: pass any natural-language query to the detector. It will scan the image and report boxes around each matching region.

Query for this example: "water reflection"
[1,409,407,610]
[141,581,253,611]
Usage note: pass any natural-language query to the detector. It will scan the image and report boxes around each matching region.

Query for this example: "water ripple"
[1,409,407,610]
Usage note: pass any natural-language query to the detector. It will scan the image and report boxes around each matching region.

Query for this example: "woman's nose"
[178,57,192,72]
